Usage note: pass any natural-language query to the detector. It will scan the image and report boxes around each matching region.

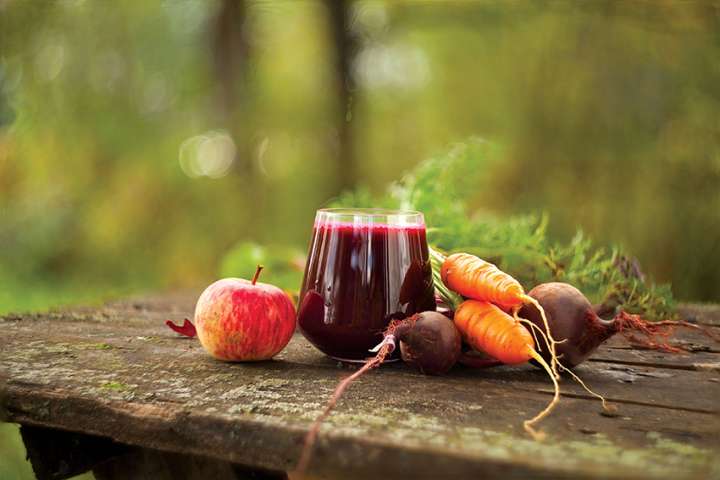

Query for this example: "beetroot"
[395,312,461,375]
[519,283,616,367]
[520,282,720,368]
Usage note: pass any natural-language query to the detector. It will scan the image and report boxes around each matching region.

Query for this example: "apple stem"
[251,265,264,285]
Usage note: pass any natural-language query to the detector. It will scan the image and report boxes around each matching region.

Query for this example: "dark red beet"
[396,312,461,375]
[519,283,617,368]
[520,282,720,368]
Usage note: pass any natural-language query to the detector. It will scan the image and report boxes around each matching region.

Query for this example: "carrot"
[441,253,526,310]
[454,300,559,439]
[432,250,613,438]
[440,252,561,378]
[455,300,536,364]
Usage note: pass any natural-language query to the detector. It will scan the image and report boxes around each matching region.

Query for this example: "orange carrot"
[433,249,612,438]
[440,252,561,377]
[441,253,526,310]
[454,300,560,438]
[455,300,536,365]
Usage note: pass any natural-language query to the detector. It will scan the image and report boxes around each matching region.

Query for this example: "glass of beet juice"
[297,208,436,362]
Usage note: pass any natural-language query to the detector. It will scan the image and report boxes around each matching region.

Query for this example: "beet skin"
[519,282,618,368]
[396,311,461,375]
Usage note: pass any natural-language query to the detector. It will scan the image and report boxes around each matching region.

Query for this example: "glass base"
[329,355,400,364]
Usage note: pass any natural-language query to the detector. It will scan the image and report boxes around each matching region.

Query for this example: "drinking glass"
[297,208,436,362]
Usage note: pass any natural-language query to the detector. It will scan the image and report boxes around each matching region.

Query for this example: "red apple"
[194,266,296,361]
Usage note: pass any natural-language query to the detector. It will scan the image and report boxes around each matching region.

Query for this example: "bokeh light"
[179,130,236,179]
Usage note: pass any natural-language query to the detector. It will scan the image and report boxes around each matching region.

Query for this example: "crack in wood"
[604,346,720,354]
[587,358,720,371]
[533,389,719,415]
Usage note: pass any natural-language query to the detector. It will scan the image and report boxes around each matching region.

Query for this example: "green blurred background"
[1,1,719,477]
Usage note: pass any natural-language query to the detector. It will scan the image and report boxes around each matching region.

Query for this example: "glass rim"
[317,207,423,217]
[315,207,425,226]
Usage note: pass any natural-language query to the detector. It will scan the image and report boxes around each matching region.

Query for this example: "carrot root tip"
[557,361,613,414]
[603,403,619,415]
[523,422,547,442]
[524,349,561,439]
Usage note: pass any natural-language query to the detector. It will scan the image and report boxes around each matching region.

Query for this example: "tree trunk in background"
[211,0,358,190]
[325,0,358,192]
[211,0,253,175]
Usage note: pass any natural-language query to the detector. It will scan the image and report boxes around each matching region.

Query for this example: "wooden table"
[1,293,718,479]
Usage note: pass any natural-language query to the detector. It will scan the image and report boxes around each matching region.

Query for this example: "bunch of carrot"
[432,248,601,439]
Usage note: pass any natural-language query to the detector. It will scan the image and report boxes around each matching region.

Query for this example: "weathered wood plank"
[1,294,719,480]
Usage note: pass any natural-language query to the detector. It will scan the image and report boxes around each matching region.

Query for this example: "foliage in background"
[335,139,675,320]
[220,241,305,293]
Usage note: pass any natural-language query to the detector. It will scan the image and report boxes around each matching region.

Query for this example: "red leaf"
[166,318,197,338]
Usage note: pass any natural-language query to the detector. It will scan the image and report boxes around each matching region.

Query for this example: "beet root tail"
[294,320,404,476]
[615,311,720,353]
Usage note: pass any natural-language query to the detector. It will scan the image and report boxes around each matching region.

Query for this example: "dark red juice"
[297,218,436,361]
